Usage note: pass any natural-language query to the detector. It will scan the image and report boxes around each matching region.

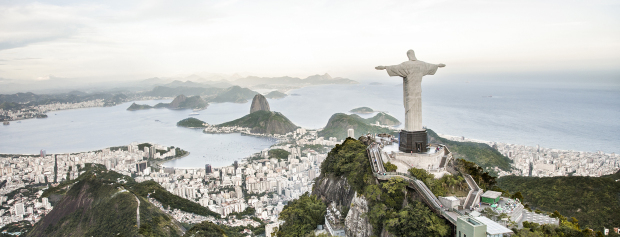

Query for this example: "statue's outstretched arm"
[375,66,386,70]
[437,63,446,68]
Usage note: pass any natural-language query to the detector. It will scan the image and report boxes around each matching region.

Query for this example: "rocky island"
[126,102,153,111]
[214,93,297,135]
[264,91,287,99]
[177,117,207,128]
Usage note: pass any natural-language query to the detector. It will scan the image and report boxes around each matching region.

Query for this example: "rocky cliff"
[312,174,356,208]
[312,175,374,237]
[345,193,374,237]
[250,94,270,113]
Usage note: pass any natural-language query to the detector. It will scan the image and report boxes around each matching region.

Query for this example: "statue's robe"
[385,60,439,131]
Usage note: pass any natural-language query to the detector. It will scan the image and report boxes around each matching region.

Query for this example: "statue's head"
[407,49,417,61]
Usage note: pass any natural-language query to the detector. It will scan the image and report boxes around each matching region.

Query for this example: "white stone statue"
[376,49,445,132]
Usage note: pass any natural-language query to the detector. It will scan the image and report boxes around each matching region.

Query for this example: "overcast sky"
[0,0,619,81]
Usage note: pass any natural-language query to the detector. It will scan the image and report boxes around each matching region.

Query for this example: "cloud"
[0,0,618,81]
[0,3,93,51]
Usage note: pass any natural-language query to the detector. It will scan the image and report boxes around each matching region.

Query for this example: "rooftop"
[473,216,513,235]
[444,196,458,201]
[481,191,502,199]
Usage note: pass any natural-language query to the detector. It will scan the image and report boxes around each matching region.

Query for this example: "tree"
[269,149,291,160]
[277,192,326,237]
[183,221,225,237]
[408,167,434,181]
[385,201,450,237]
[382,177,406,194]
[364,184,383,202]
[511,191,524,202]
[384,162,397,172]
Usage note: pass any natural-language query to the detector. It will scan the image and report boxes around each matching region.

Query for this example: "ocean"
[0,76,618,168]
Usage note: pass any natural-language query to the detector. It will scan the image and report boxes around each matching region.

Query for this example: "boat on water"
[189,112,199,116]
[2,121,9,125]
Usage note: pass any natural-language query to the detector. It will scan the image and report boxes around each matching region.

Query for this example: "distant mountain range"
[233,73,357,87]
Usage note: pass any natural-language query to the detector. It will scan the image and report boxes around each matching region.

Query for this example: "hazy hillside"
[365,112,400,126]
[145,86,221,97]
[208,86,257,103]
[318,113,395,140]
[218,110,297,135]
[427,129,512,172]
[234,73,357,87]
[264,91,287,99]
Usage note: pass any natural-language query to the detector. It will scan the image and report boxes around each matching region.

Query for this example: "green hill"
[29,164,184,237]
[349,107,374,114]
[365,112,400,126]
[218,110,297,135]
[264,91,287,99]
[127,102,153,111]
[318,113,395,140]
[177,118,207,128]
[496,174,620,232]
[427,129,512,172]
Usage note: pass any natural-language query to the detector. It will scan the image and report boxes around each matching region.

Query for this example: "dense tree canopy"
[320,138,372,193]
[385,201,450,237]
[269,149,291,160]
[277,193,326,237]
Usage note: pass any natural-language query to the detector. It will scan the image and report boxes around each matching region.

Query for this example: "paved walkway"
[134,194,141,227]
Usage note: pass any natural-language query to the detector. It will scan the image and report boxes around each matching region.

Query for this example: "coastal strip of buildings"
[440,134,620,178]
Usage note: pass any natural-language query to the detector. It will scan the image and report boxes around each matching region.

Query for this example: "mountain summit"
[250,94,270,113]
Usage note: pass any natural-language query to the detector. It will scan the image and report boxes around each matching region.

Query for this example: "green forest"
[427,129,512,172]
[497,173,620,232]
[269,149,290,160]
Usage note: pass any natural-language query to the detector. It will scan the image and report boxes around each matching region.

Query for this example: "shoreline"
[1,131,615,160]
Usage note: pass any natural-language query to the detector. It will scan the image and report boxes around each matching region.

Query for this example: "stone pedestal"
[399,130,428,153]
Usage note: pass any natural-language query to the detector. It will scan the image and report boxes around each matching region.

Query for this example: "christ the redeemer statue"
[376,49,445,152]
